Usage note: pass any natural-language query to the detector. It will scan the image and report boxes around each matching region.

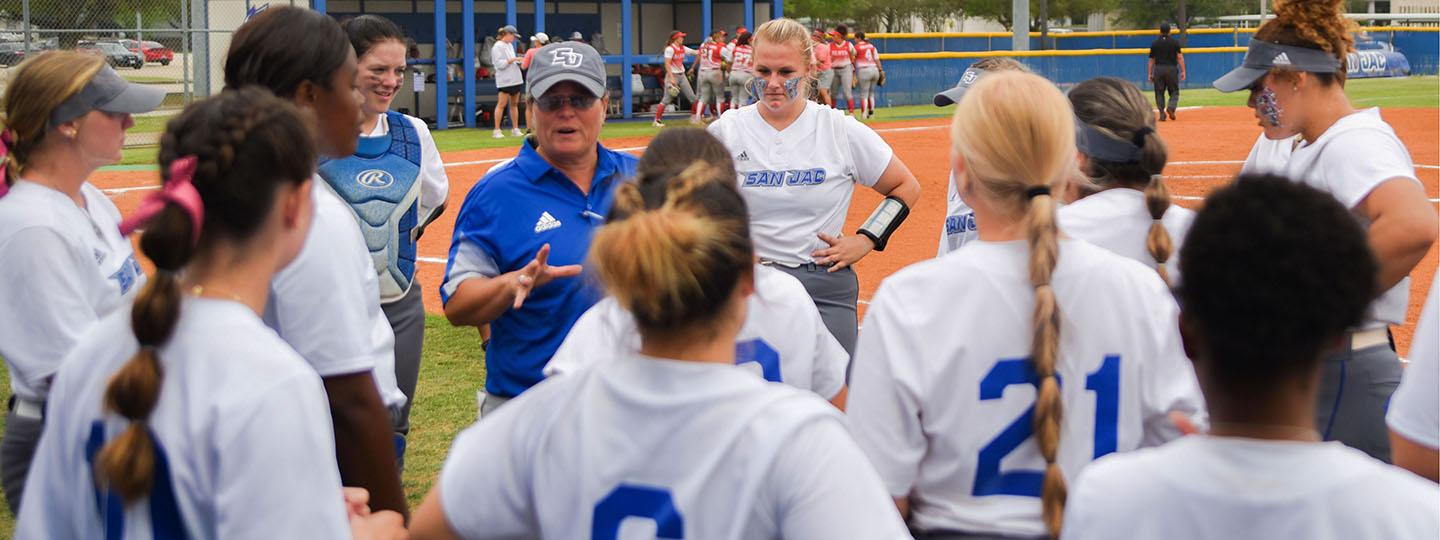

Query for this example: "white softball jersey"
[1388,273,1439,450]
[663,44,697,74]
[437,352,910,540]
[1058,188,1194,285]
[937,173,977,257]
[364,112,450,221]
[546,264,848,399]
[1063,436,1440,540]
[16,298,350,539]
[0,180,144,402]
[1240,132,1298,176]
[264,180,404,407]
[723,44,754,73]
[847,239,1206,537]
[708,101,894,266]
[698,41,724,70]
[1282,108,1419,328]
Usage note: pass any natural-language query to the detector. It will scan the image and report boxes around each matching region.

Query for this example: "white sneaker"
[652,120,664,127]
[511,128,524,136]
[492,130,504,139]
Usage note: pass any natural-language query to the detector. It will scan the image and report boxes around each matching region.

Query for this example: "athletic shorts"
[498,83,523,96]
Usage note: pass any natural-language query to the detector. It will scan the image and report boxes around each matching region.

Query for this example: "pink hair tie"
[0,130,14,198]
[118,155,205,245]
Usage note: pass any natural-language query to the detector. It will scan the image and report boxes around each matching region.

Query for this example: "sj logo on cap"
[962,69,979,85]
[550,48,583,68]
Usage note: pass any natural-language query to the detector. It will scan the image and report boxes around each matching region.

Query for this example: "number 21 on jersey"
[974,355,1120,497]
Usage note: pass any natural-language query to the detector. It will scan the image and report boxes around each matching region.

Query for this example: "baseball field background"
[0,75,1434,535]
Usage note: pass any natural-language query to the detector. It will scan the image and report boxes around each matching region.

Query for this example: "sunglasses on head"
[533,93,598,112]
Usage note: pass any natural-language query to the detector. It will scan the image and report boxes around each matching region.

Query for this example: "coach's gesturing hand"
[509,243,582,309]
[813,233,874,272]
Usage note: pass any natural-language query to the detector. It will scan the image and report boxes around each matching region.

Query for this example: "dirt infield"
[90,106,1439,354]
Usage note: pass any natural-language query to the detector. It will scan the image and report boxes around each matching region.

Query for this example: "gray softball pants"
[660,72,698,108]
[728,71,753,106]
[857,66,880,105]
[832,66,854,102]
[768,263,859,362]
[696,68,724,113]
[1314,340,1402,462]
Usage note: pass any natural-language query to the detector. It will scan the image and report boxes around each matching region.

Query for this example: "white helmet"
[532,32,549,44]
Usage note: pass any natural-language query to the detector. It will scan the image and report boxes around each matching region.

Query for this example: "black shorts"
[498,83,523,96]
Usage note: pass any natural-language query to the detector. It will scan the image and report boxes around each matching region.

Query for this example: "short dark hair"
[1159,22,1171,34]
[1178,175,1377,390]
[341,15,406,60]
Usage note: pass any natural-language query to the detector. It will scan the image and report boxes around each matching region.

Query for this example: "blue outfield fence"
[870,28,1438,108]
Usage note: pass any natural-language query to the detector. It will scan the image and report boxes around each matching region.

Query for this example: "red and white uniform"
[855,41,879,67]
[725,44,754,73]
[663,43,697,74]
[829,41,855,67]
[813,43,833,71]
[698,40,725,71]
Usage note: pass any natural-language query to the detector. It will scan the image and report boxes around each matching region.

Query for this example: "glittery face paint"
[782,76,802,100]
[747,77,766,101]
[1257,87,1283,128]
[752,74,806,108]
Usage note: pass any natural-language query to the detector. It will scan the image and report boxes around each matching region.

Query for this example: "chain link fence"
[0,0,311,147]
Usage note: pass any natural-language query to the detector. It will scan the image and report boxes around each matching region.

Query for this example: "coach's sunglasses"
[533,94,599,112]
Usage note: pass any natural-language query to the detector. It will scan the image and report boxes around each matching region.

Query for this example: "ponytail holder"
[1131,126,1154,147]
[1025,186,1051,200]
[0,130,14,198]
[119,156,205,245]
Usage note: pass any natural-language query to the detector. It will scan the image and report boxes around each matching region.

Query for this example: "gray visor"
[1213,38,1343,93]
[1075,119,1143,164]
[934,67,987,107]
[50,65,165,128]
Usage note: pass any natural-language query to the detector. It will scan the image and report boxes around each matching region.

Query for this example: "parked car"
[139,40,173,65]
[0,42,30,66]
[77,41,143,70]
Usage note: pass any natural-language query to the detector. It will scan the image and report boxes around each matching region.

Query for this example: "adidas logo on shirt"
[534,211,562,233]
[1272,52,1291,65]
[737,151,751,162]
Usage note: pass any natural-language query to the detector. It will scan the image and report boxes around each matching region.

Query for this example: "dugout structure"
[315,0,781,127]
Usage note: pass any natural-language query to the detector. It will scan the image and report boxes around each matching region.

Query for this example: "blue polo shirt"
[441,139,637,397]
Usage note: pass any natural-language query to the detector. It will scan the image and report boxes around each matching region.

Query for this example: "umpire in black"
[1148,22,1185,121]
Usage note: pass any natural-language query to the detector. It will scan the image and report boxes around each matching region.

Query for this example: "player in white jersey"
[708,17,920,357]
[1064,176,1440,540]
[336,14,451,468]
[15,89,404,539]
[1061,77,1192,286]
[409,156,908,540]
[221,6,407,517]
[721,31,755,112]
[1212,0,1438,462]
[1389,273,1439,482]
[847,71,1205,539]
[933,58,1029,257]
[546,127,848,407]
[0,52,161,515]
[653,30,699,127]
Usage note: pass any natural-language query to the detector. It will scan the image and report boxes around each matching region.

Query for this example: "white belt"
[10,397,43,420]
[1350,328,1390,351]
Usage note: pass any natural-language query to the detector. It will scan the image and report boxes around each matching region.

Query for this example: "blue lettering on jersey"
[593,484,684,540]
[945,212,977,236]
[109,255,142,295]
[86,420,186,539]
[734,339,782,383]
[742,168,826,187]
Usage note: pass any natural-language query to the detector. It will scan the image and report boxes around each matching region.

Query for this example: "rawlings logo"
[550,47,583,68]
[357,169,395,189]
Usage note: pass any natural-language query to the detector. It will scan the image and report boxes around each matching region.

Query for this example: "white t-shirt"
[365,112,450,223]
[0,181,145,401]
[438,352,909,539]
[847,239,1206,537]
[546,264,847,399]
[708,101,895,265]
[1388,273,1439,449]
[264,180,403,407]
[1283,108,1419,328]
[16,298,350,539]
[491,40,522,87]
[1063,436,1440,540]
[937,173,977,256]
[1240,132,1299,176]
[1058,188,1195,286]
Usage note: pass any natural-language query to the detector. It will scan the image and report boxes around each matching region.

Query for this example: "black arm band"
[855,196,910,251]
